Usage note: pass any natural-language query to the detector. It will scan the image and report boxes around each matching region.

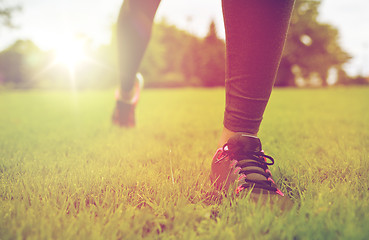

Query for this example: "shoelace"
[222,143,279,193]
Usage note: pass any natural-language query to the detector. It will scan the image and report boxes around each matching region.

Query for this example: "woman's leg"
[117,0,161,99]
[211,0,295,199]
[113,0,161,127]
[219,0,295,146]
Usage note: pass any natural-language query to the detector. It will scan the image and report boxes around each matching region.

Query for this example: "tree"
[181,36,202,85]
[0,40,47,88]
[275,0,350,87]
[197,21,225,87]
[0,0,21,29]
[0,49,23,85]
[141,19,190,87]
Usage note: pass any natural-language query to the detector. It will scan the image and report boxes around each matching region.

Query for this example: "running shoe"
[210,133,286,199]
[112,73,143,127]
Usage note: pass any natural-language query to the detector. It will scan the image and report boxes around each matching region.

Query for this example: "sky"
[2,0,369,76]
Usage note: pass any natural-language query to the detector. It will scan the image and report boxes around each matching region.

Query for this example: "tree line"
[0,0,367,89]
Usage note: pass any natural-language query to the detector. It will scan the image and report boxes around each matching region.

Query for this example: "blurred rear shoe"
[112,73,143,127]
[210,133,292,208]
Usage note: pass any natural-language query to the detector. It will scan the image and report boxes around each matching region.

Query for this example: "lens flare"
[54,37,86,72]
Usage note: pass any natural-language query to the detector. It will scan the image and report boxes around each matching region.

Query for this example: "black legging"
[117,0,295,134]
[117,0,161,91]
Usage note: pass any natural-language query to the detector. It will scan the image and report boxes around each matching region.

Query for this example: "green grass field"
[1,87,369,239]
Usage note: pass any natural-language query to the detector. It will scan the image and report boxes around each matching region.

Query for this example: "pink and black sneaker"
[112,73,143,127]
[210,133,287,202]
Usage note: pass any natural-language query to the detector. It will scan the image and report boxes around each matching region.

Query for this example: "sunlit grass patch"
[1,87,369,239]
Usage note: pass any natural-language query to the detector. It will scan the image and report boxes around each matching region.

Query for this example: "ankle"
[117,73,144,104]
[115,88,135,103]
[121,88,135,102]
[218,127,257,148]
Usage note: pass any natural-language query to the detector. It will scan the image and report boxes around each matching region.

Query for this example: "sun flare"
[53,37,86,71]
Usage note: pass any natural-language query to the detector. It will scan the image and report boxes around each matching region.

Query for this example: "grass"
[0,87,369,239]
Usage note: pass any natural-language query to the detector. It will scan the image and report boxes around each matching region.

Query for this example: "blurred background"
[0,0,368,90]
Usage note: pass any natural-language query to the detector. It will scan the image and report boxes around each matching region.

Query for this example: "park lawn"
[0,87,369,239]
